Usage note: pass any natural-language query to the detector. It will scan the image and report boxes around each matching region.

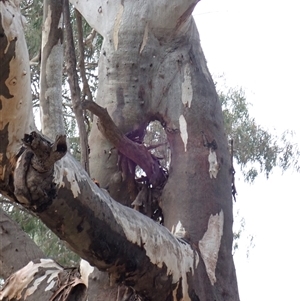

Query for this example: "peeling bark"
[17,143,196,300]
[0,259,86,301]
[5,129,198,300]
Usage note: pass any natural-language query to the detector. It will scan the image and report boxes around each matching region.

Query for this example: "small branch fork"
[82,101,167,188]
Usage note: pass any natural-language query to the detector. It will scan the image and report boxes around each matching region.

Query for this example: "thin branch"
[75,9,93,103]
[63,0,90,174]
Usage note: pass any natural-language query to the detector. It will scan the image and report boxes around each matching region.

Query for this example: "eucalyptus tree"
[0,0,239,299]
[2,0,298,300]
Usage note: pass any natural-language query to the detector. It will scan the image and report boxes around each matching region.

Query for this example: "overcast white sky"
[194,1,300,299]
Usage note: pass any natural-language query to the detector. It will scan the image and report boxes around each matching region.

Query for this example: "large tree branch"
[8,131,198,301]
[83,101,167,187]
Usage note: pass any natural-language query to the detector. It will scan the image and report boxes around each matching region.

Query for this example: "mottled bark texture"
[0,208,117,301]
[39,0,65,139]
[0,0,36,199]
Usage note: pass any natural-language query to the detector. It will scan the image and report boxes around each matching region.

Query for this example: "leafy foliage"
[219,87,300,181]
[21,0,43,59]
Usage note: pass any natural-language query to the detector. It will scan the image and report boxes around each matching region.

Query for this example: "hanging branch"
[63,0,90,174]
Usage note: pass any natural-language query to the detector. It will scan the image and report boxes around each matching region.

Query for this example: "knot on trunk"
[13,132,67,211]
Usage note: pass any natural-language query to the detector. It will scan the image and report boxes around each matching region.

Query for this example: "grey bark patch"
[0,14,16,99]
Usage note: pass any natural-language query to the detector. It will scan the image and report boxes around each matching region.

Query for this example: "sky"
[193,1,300,300]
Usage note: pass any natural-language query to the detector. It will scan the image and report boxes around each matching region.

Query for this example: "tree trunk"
[72,0,239,299]
[0,0,240,300]
[0,0,36,200]
[39,0,65,140]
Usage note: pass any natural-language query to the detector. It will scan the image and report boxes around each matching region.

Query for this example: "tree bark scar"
[0,13,17,99]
